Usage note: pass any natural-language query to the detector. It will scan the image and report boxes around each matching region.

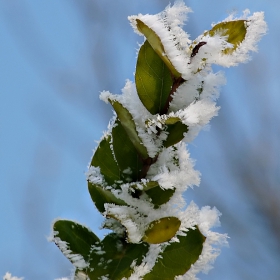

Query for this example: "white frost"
[52,236,88,269]
[3,273,23,280]
[128,244,163,279]
[129,0,193,79]
[48,220,89,270]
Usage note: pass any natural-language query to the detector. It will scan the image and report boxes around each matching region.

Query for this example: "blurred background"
[1,0,279,279]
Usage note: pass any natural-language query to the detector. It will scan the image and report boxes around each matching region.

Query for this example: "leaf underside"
[143,217,181,244]
[208,20,247,54]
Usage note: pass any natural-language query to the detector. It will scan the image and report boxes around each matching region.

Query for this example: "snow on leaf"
[129,0,192,79]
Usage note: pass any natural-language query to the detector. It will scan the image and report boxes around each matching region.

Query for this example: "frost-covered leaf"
[112,120,143,182]
[140,180,159,191]
[190,12,267,68]
[207,20,247,54]
[90,135,120,185]
[88,182,126,213]
[53,220,99,268]
[164,117,188,148]
[86,233,149,280]
[109,99,149,160]
[144,184,175,208]
[136,20,180,78]
[129,181,175,207]
[143,217,181,244]
[135,40,173,115]
[143,227,206,279]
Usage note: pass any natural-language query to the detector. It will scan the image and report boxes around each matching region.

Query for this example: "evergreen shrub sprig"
[49,1,266,279]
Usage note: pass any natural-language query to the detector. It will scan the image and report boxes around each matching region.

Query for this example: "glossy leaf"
[129,180,159,192]
[109,99,149,160]
[139,180,159,191]
[207,20,247,54]
[112,120,143,182]
[164,116,181,125]
[143,217,181,244]
[129,180,175,208]
[136,19,181,78]
[135,40,173,115]
[86,233,149,280]
[145,185,175,208]
[53,220,99,265]
[164,117,188,148]
[144,227,206,279]
[90,135,120,185]
[88,182,126,213]
[126,180,156,198]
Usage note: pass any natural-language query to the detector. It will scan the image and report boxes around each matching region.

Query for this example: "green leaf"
[207,20,247,54]
[135,40,173,115]
[136,19,181,78]
[53,220,99,265]
[88,182,126,213]
[145,185,175,208]
[143,217,181,244]
[127,180,157,199]
[128,181,175,207]
[164,116,181,125]
[90,135,121,185]
[164,118,188,148]
[112,120,143,182]
[141,180,160,191]
[109,99,149,160]
[86,233,149,280]
[144,227,206,279]
[138,180,175,207]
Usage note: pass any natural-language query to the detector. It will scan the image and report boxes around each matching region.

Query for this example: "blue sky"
[1,1,279,279]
